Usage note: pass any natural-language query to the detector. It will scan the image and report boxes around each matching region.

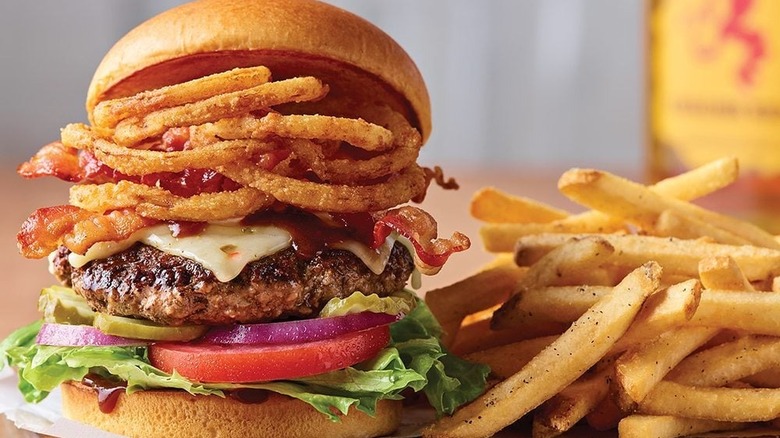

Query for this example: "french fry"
[611,279,702,353]
[516,236,615,289]
[640,381,780,422]
[488,279,701,349]
[480,217,624,253]
[557,168,780,248]
[613,326,718,411]
[494,285,611,325]
[653,209,753,246]
[698,255,755,291]
[423,263,661,438]
[532,366,611,437]
[689,290,780,335]
[460,304,499,327]
[470,187,569,224]
[451,316,565,355]
[492,237,615,329]
[463,336,557,380]
[514,233,780,281]
[618,414,746,438]
[480,157,740,252]
[649,156,738,200]
[424,255,525,347]
[667,336,780,387]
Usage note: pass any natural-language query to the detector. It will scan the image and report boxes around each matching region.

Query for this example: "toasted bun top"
[86,0,431,141]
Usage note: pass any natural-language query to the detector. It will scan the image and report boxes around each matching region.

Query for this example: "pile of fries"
[424,157,780,437]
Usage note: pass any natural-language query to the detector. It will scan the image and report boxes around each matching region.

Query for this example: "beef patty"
[51,243,414,326]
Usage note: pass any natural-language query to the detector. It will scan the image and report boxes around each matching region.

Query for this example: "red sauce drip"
[81,374,127,414]
[79,151,241,197]
[227,388,270,404]
[241,206,376,259]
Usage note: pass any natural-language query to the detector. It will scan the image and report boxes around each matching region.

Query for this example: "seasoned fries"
[640,381,780,422]
[424,263,661,437]
[470,187,568,223]
[532,366,612,437]
[667,336,780,386]
[618,415,746,438]
[558,167,780,248]
[463,336,556,379]
[513,233,780,281]
[424,158,780,437]
[613,326,717,411]
[424,255,524,347]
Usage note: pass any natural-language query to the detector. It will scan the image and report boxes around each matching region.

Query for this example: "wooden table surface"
[0,165,579,339]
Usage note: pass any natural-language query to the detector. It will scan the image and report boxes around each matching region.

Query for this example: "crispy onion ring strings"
[220,163,427,213]
[113,77,329,146]
[194,113,394,152]
[92,66,273,128]
[189,105,423,183]
[289,138,418,183]
[94,138,278,176]
[70,181,273,221]
[61,123,278,175]
[55,68,431,223]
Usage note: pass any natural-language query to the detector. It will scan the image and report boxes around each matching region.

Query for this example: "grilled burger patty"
[51,243,414,326]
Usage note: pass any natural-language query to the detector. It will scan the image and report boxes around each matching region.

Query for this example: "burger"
[0,0,489,437]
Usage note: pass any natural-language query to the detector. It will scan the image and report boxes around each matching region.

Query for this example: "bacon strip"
[17,206,92,258]
[18,206,157,259]
[374,206,470,275]
[20,141,242,198]
[17,142,84,182]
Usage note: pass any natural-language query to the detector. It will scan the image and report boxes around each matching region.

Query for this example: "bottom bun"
[61,381,402,438]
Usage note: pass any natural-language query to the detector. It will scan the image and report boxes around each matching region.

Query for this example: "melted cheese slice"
[332,235,396,276]
[67,223,399,283]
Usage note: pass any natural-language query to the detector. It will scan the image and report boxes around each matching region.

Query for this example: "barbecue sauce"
[242,207,376,259]
[81,374,127,414]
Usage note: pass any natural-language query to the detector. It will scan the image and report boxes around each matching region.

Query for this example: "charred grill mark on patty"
[51,243,414,326]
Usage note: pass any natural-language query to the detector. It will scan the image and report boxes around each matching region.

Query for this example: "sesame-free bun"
[86,0,431,141]
[61,381,402,438]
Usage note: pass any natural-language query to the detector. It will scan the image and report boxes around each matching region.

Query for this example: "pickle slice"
[93,313,207,342]
[38,286,96,325]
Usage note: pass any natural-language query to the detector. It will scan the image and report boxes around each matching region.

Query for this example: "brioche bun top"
[86,0,431,141]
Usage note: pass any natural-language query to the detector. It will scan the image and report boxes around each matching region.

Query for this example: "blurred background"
[0,0,643,171]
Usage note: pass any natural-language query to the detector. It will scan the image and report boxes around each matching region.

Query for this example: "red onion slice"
[200,311,400,345]
[36,323,148,347]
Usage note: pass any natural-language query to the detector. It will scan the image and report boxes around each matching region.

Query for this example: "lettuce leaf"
[0,291,489,421]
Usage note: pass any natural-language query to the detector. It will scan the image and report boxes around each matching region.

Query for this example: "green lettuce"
[0,291,489,421]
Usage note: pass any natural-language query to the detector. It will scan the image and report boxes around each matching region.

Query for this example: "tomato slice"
[148,325,390,383]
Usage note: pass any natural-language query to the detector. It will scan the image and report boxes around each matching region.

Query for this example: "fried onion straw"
[92,66,273,128]
[113,76,329,145]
